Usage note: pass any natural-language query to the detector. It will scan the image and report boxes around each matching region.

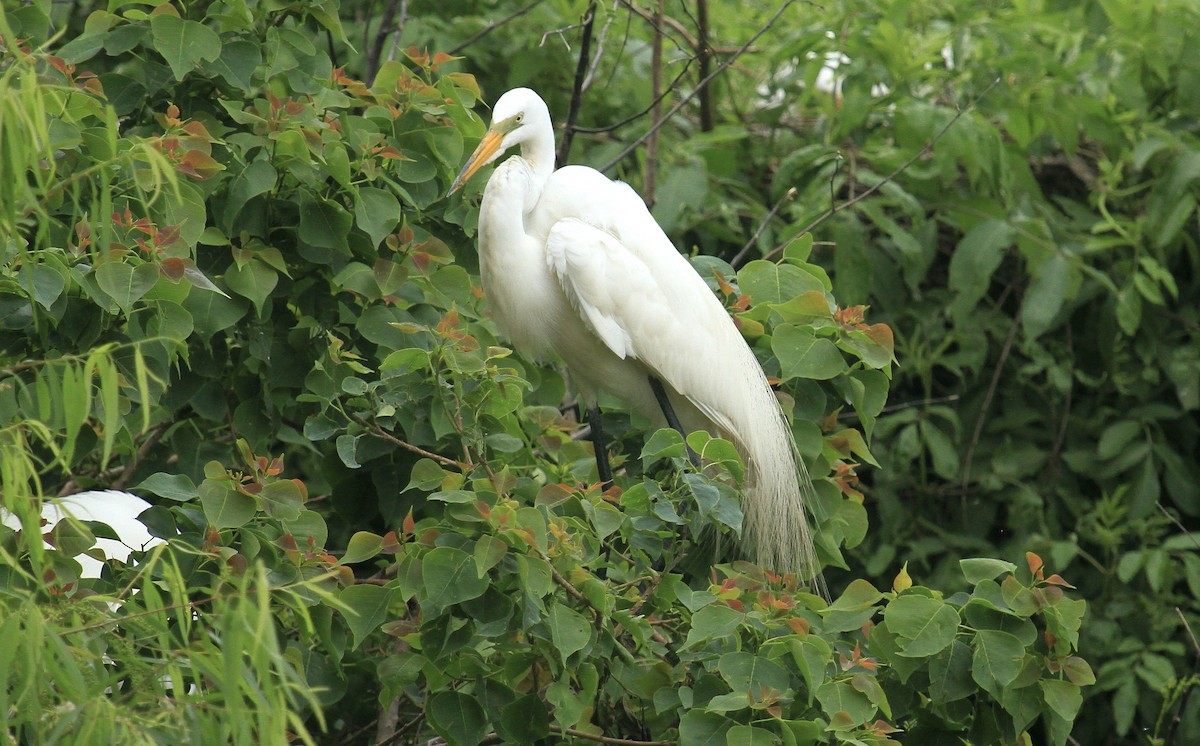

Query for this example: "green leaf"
[684,605,744,648]
[183,290,248,335]
[473,535,506,577]
[300,193,353,251]
[201,39,261,91]
[1040,679,1083,721]
[960,558,1017,584]
[136,472,197,501]
[641,427,686,460]
[429,690,489,746]
[948,219,1014,315]
[95,262,158,313]
[827,579,883,611]
[256,480,303,520]
[1062,655,1096,686]
[773,325,847,381]
[884,595,960,657]
[355,187,401,247]
[546,602,592,664]
[815,679,876,723]
[726,725,779,746]
[221,159,277,232]
[499,693,550,743]
[1022,252,1072,339]
[340,531,384,564]
[678,711,734,745]
[150,15,221,81]
[422,546,488,606]
[337,584,395,650]
[737,260,825,305]
[224,260,278,315]
[198,481,256,529]
[971,629,1025,697]
[717,652,791,696]
[928,640,974,704]
[19,263,67,310]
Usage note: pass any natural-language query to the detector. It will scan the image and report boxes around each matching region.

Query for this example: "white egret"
[449,88,819,579]
[0,489,163,578]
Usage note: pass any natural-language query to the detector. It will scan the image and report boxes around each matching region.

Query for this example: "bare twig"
[762,76,1003,262]
[546,726,674,746]
[581,0,618,91]
[729,187,796,266]
[1157,503,1200,552]
[696,0,714,131]
[600,0,801,173]
[351,414,464,469]
[557,1,598,166]
[448,0,545,55]
[366,0,402,82]
[836,394,961,420]
[111,420,173,490]
[960,304,1022,504]
[571,59,695,135]
[643,0,665,206]
[1166,607,1200,746]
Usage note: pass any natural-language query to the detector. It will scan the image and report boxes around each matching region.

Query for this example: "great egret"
[0,489,162,578]
[449,88,819,579]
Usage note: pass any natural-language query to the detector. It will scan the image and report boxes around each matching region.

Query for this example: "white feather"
[453,88,821,580]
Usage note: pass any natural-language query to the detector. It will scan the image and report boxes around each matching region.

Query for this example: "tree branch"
[352,414,464,469]
[758,76,1003,265]
[600,0,801,173]
[448,0,545,56]
[696,0,714,132]
[557,1,597,166]
[643,0,665,206]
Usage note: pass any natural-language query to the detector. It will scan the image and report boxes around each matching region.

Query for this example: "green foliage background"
[0,0,1196,743]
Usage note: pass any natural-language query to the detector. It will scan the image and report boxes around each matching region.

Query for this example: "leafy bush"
[5,0,1193,743]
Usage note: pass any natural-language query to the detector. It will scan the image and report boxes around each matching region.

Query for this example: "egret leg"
[587,405,614,489]
[647,376,701,468]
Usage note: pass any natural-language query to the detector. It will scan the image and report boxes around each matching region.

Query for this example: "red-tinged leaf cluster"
[833,462,863,499]
[109,205,185,257]
[153,104,224,180]
[839,640,878,672]
[403,47,458,72]
[44,53,104,96]
[434,309,479,351]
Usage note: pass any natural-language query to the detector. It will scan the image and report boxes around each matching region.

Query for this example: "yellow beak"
[449,128,506,195]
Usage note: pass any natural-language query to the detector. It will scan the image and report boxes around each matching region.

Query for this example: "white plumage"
[450,88,820,579]
[0,489,162,578]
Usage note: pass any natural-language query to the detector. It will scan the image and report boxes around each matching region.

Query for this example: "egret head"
[449,88,552,194]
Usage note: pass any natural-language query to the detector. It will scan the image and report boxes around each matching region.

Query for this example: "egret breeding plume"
[450,87,820,580]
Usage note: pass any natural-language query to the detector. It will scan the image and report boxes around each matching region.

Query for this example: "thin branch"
[448,0,545,55]
[581,0,618,92]
[763,76,1003,261]
[729,187,796,266]
[111,420,172,490]
[960,305,1022,501]
[836,394,961,420]
[696,0,714,132]
[1166,607,1200,746]
[1157,503,1200,552]
[600,0,801,173]
[557,2,598,166]
[547,726,674,746]
[366,0,402,82]
[571,59,695,135]
[643,0,665,206]
[351,414,464,469]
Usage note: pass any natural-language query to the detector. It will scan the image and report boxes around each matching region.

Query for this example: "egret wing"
[543,216,743,437]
